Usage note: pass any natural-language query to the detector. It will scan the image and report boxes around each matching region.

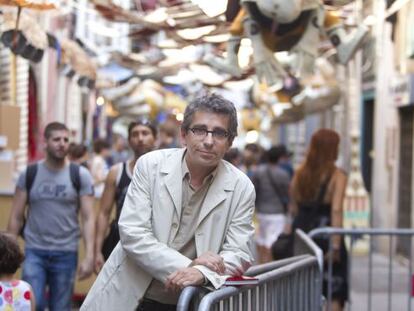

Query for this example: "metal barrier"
[177,255,313,311]
[197,256,320,311]
[177,286,210,311]
[309,227,414,311]
[177,229,323,311]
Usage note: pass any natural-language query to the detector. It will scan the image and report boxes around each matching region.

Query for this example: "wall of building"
[371,0,414,235]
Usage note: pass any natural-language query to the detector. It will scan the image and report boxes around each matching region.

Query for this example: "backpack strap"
[22,163,38,238]
[69,163,81,194]
[25,163,38,195]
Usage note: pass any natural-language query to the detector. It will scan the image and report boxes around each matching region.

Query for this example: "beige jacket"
[81,148,255,311]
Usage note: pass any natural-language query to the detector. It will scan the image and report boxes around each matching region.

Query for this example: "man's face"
[129,125,156,156]
[243,149,255,166]
[181,111,232,170]
[45,130,70,160]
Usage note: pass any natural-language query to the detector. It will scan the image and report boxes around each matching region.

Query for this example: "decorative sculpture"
[206,0,369,90]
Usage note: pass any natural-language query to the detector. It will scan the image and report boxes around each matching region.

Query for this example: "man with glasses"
[82,94,256,311]
[8,122,95,311]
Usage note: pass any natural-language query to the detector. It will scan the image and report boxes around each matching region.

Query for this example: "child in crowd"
[0,232,35,310]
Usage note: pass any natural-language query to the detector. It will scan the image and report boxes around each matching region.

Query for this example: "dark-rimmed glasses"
[188,127,229,141]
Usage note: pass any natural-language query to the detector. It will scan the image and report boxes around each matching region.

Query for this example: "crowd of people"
[1,93,348,311]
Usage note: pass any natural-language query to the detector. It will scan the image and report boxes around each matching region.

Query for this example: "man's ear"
[227,138,233,149]
[42,137,48,150]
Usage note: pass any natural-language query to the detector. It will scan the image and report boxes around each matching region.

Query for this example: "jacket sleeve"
[118,155,192,284]
[197,179,256,288]
[220,180,256,274]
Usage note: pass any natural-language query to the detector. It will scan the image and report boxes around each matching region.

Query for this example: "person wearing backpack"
[7,122,95,311]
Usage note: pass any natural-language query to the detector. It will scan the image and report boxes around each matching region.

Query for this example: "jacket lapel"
[161,151,237,226]
[197,161,236,226]
[160,149,185,218]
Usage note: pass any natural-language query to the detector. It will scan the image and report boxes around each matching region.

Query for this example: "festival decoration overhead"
[205,0,369,91]
[92,0,225,42]
[58,38,97,89]
[0,0,55,10]
[0,0,366,122]
[0,0,56,60]
[252,56,341,123]
[1,10,48,62]
[89,0,364,121]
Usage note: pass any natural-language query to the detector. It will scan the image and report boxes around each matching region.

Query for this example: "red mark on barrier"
[412,274,414,296]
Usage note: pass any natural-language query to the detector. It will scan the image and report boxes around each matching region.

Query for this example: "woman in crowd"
[253,146,291,263]
[289,128,348,311]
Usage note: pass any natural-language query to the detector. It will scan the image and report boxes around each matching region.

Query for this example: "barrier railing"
[177,229,323,311]
[309,227,414,311]
[197,256,320,311]
[177,255,312,311]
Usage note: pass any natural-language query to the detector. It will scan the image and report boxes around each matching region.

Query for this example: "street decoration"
[0,0,55,10]
[0,0,366,122]
[251,56,341,123]
[58,38,97,89]
[1,10,48,62]
[0,0,55,63]
[0,1,97,89]
[205,0,369,91]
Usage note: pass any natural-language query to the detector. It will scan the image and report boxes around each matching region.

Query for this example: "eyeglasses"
[189,127,229,141]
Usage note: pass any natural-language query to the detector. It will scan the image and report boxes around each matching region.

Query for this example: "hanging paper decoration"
[0,0,55,10]
[59,38,97,89]
[0,11,48,62]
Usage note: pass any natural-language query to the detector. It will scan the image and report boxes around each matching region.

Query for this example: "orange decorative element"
[0,0,55,10]
[229,8,247,36]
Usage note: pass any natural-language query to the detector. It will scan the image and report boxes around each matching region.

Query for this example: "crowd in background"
[1,113,348,311]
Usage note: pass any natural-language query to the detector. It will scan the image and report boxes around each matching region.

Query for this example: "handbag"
[101,220,120,260]
[271,232,294,260]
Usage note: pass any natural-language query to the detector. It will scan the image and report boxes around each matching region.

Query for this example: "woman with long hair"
[290,128,348,311]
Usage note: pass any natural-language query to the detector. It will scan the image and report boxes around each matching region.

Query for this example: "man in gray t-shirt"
[8,122,95,311]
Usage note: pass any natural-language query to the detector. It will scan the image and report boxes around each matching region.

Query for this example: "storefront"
[394,74,414,256]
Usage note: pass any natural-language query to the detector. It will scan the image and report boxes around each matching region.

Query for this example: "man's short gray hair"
[182,93,238,141]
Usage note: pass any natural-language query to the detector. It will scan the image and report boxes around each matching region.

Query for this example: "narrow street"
[349,253,413,311]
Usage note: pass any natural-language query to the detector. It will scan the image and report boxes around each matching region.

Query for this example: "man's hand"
[78,256,94,280]
[94,252,105,274]
[165,267,205,292]
[190,251,226,275]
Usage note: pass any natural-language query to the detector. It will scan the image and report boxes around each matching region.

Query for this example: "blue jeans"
[22,248,77,311]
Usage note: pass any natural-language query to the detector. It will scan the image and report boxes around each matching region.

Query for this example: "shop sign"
[391,74,414,106]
